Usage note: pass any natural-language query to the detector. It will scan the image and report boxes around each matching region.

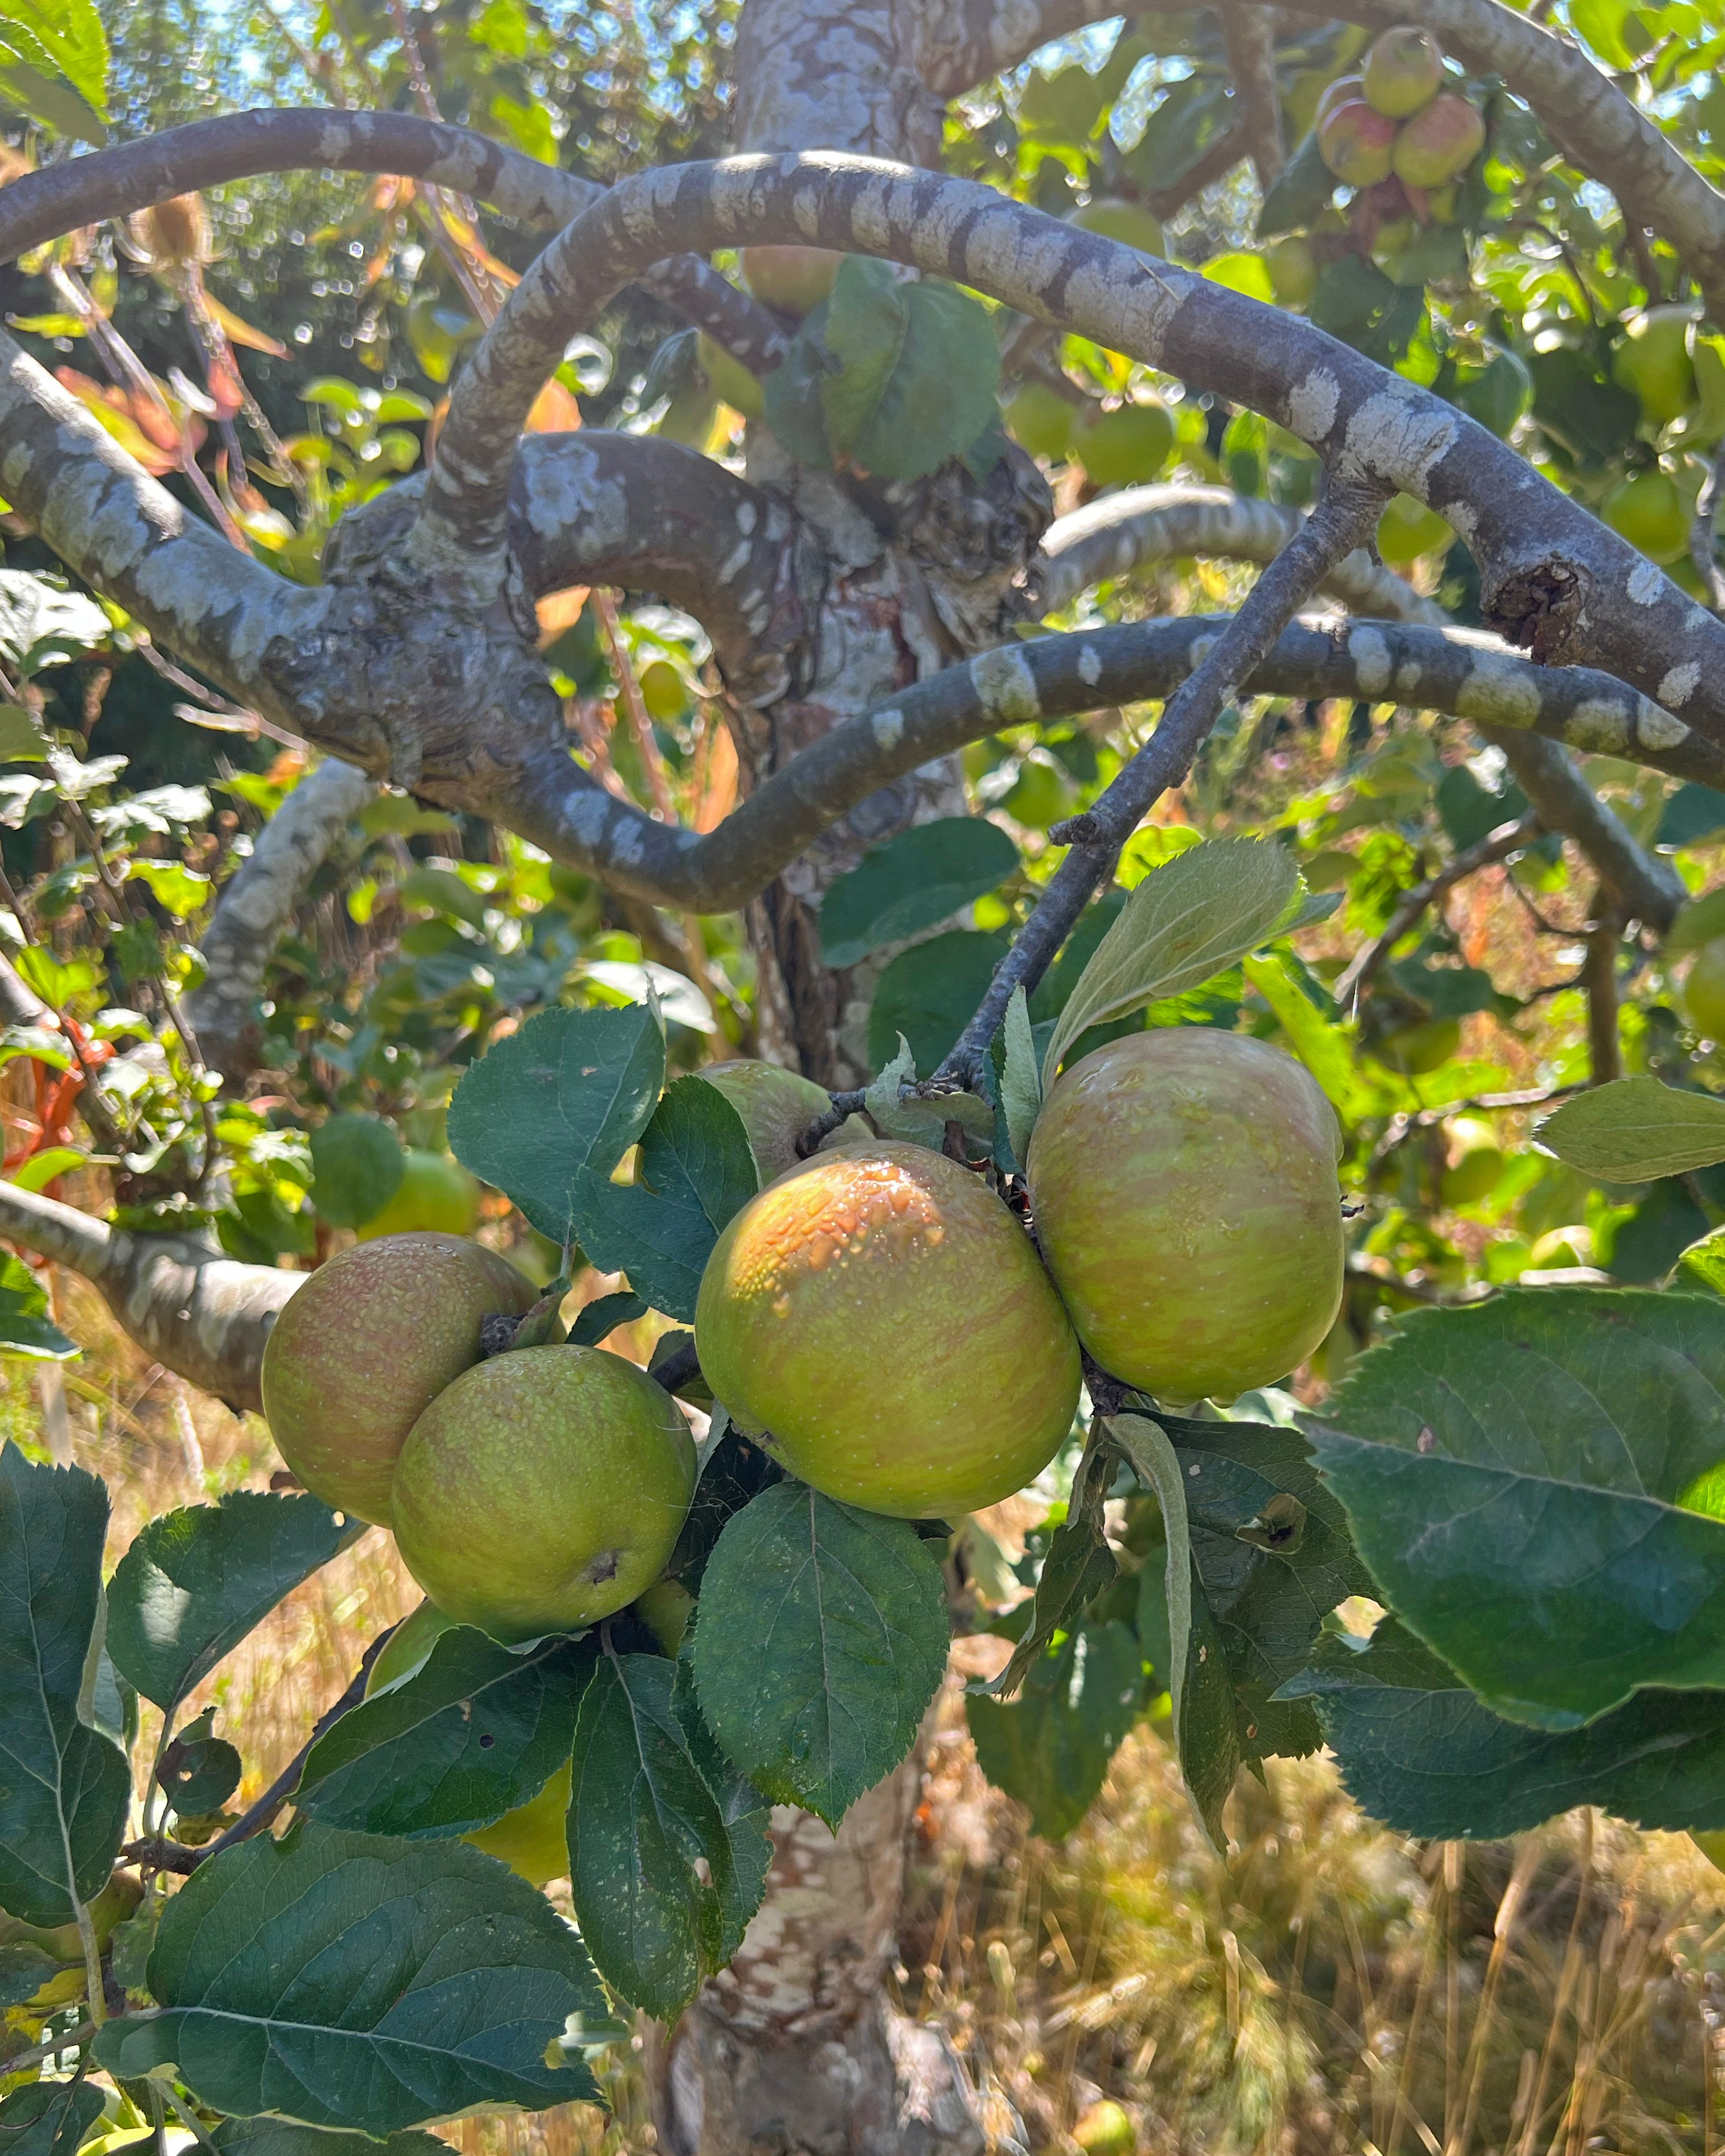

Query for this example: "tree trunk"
[644,11,1026,2148]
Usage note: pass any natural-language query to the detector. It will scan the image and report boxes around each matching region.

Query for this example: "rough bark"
[184,757,373,1084]
[0,1180,296,1413]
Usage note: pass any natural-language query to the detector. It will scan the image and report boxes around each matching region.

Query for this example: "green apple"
[1612,305,1700,426]
[366,1600,571,1886]
[1072,2102,1136,2156]
[1319,100,1398,187]
[1268,236,1319,310]
[1027,1031,1345,1405]
[0,1869,142,1968]
[1390,94,1485,189]
[634,1577,696,1655]
[355,1150,481,1240]
[701,1057,834,1182]
[740,245,843,316]
[1376,492,1455,563]
[1373,1015,1462,1073]
[1684,938,1725,1037]
[261,1233,538,1524]
[391,1345,696,1642]
[1362,28,1444,118]
[1002,751,1077,829]
[696,1143,1081,1517]
[1005,379,1078,463]
[1070,197,1165,258]
[1075,399,1174,489]
[1601,469,1691,564]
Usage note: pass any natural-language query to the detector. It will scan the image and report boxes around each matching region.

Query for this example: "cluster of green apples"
[1266,30,1486,324]
[1314,31,1484,201]
[1597,310,1706,570]
[694,1029,1346,1517]
[262,1035,1344,1880]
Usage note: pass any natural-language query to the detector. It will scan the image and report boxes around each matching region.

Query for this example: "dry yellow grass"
[13,1274,1725,2156]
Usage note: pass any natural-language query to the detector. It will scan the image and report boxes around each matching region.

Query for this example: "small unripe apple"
[367,1600,571,1886]
[696,1143,1081,1517]
[1376,492,1454,563]
[1372,1015,1462,1073]
[1390,94,1485,189]
[1027,1031,1344,1405]
[1268,236,1319,309]
[1318,100,1399,188]
[740,246,843,317]
[1070,197,1165,258]
[1362,28,1444,118]
[391,1345,696,1642]
[1684,939,1725,1037]
[1075,399,1174,489]
[261,1233,538,1525]
[701,1058,834,1182]
[1005,379,1078,463]
[0,1869,142,1968]
[1601,468,1691,564]
[355,1150,481,1240]
[635,1576,696,1655]
[1073,2102,1136,2156]
[1313,74,1365,131]
[1612,305,1700,426]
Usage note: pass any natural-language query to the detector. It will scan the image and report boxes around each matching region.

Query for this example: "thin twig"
[1583,888,1626,1085]
[1335,813,1541,1009]
[933,481,1389,1088]
[1,2019,96,2071]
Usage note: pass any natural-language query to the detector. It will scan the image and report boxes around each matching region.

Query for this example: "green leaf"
[107,1491,362,1715]
[309,1112,406,1229]
[1679,1226,1725,1294]
[1660,786,1725,850]
[0,1250,77,1359]
[1241,949,1375,1117]
[129,857,210,919]
[0,2078,105,2156]
[993,1427,1117,1699]
[160,1712,242,1817]
[567,1290,649,1346]
[0,1445,129,1926]
[665,1422,784,1592]
[566,1649,770,2018]
[0,1942,60,2004]
[1000,984,1042,1169]
[1537,1076,1725,1181]
[859,1032,992,1154]
[0,705,47,761]
[967,1617,1145,1839]
[866,929,1010,1076]
[567,1075,758,1323]
[399,865,489,932]
[1122,73,1231,195]
[295,1629,595,1838]
[94,1823,608,2131]
[0,574,108,676]
[819,259,1001,482]
[693,1482,950,1827]
[1283,1618,1725,1839]
[1043,839,1300,1083]
[1158,1412,1375,1763]
[818,818,1019,969]
[210,2123,452,2156]
[447,1003,665,1244]
[1104,1414,1237,1847]
[0,0,107,113]
[1667,882,1725,954]
[1311,1288,1725,1728]
[1257,130,1334,239]
[0,54,102,139]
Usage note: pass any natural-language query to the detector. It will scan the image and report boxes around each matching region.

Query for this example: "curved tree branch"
[1336,812,1543,1005]
[416,152,1725,755]
[0,109,785,376]
[184,758,373,1084]
[1040,483,1682,930]
[1035,483,1444,622]
[0,1181,298,1411]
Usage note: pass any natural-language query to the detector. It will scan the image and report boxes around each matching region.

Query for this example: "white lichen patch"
[520,439,628,553]
[1078,644,1103,687]
[1560,697,1631,754]
[736,501,758,535]
[1287,369,1341,444]
[1062,259,1182,364]
[1627,558,1665,606]
[716,539,753,586]
[1396,661,1424,698]
[1339,391,1458,490]
[1454,648,1541,727]
[870,707,905,750]
[970,645,1041,724]
[1347,625,1392,698]
[1658,660,1702,707]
